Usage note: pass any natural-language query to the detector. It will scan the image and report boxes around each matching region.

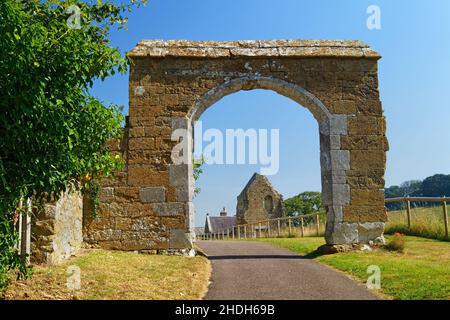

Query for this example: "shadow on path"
[208,254,307,260]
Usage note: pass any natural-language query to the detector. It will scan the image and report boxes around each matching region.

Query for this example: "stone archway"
[83,40,388,251]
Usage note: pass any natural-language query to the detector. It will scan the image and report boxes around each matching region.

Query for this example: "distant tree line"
[385,174,450,210]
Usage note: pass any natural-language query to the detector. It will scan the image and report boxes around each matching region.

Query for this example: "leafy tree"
[400,180,422,196]
[0,0,146,290]
[284,192,323,216]
[420,174,450,197]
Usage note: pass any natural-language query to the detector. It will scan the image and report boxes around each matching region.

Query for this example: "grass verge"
[2,249,211,300]
[254,236,450,300]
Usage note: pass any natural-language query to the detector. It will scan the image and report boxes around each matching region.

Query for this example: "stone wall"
[32,191,83,265]
[83,39,388,250]
[236,173,284,225]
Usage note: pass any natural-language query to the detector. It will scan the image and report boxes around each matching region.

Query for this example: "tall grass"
[386,205,449,241]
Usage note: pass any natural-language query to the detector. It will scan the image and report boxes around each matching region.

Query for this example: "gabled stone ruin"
[236,173,284,225]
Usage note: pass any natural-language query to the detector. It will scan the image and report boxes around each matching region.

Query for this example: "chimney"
[220,207,227,217]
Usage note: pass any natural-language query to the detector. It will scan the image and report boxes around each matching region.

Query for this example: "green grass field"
[254,236,450,300]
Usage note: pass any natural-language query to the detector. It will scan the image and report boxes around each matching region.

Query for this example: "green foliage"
[84,180,101,218]
[420,174,450,197]
[0,0,146,291]
[0,216,32,290]
[193,156,205,197]
[284,191,323,216]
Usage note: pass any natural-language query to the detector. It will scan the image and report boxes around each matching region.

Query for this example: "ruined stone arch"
[83,40,388,251]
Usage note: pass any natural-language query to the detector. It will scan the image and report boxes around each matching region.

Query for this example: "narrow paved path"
[197,240,378,300]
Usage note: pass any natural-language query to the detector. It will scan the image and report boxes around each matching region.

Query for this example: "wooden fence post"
[277,218,281,237]
[300,216,305,238]
[443,197,449,239]
[267,221,271,237]
[288,218,292,237]
[316,214,320,236]
[258,223,262,238]
[406,196,412,229]
[244,225,247,239]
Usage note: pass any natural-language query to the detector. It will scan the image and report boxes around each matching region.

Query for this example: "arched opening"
[264,195,274,215]
[186,76,346,244]
[192,89,322,238]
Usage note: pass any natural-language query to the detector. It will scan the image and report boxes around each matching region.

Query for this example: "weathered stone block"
[335,184,350,205]
[351,150,386,170]
[169,164,192,187]
[114,187,139,201]
[348,116,383,135]
[326,206,343,223]
[350,189,385,206]
[32,191,83,265]
[128,167,169,186]
[128,137,155,150]
[358,222,385,243]
[329,115,348,135]
[331,100,356,114]
[152,202,186,216]
[325,222,358,244]
[343,205,387,223]
[169,229,193,249]
[329,135,341,150]
[171,117,189,130]
[330,150,350,171]
[176,185,193,202]
[140,187,166,203]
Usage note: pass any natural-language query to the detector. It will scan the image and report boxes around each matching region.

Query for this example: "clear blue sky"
[90,0,450,227]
